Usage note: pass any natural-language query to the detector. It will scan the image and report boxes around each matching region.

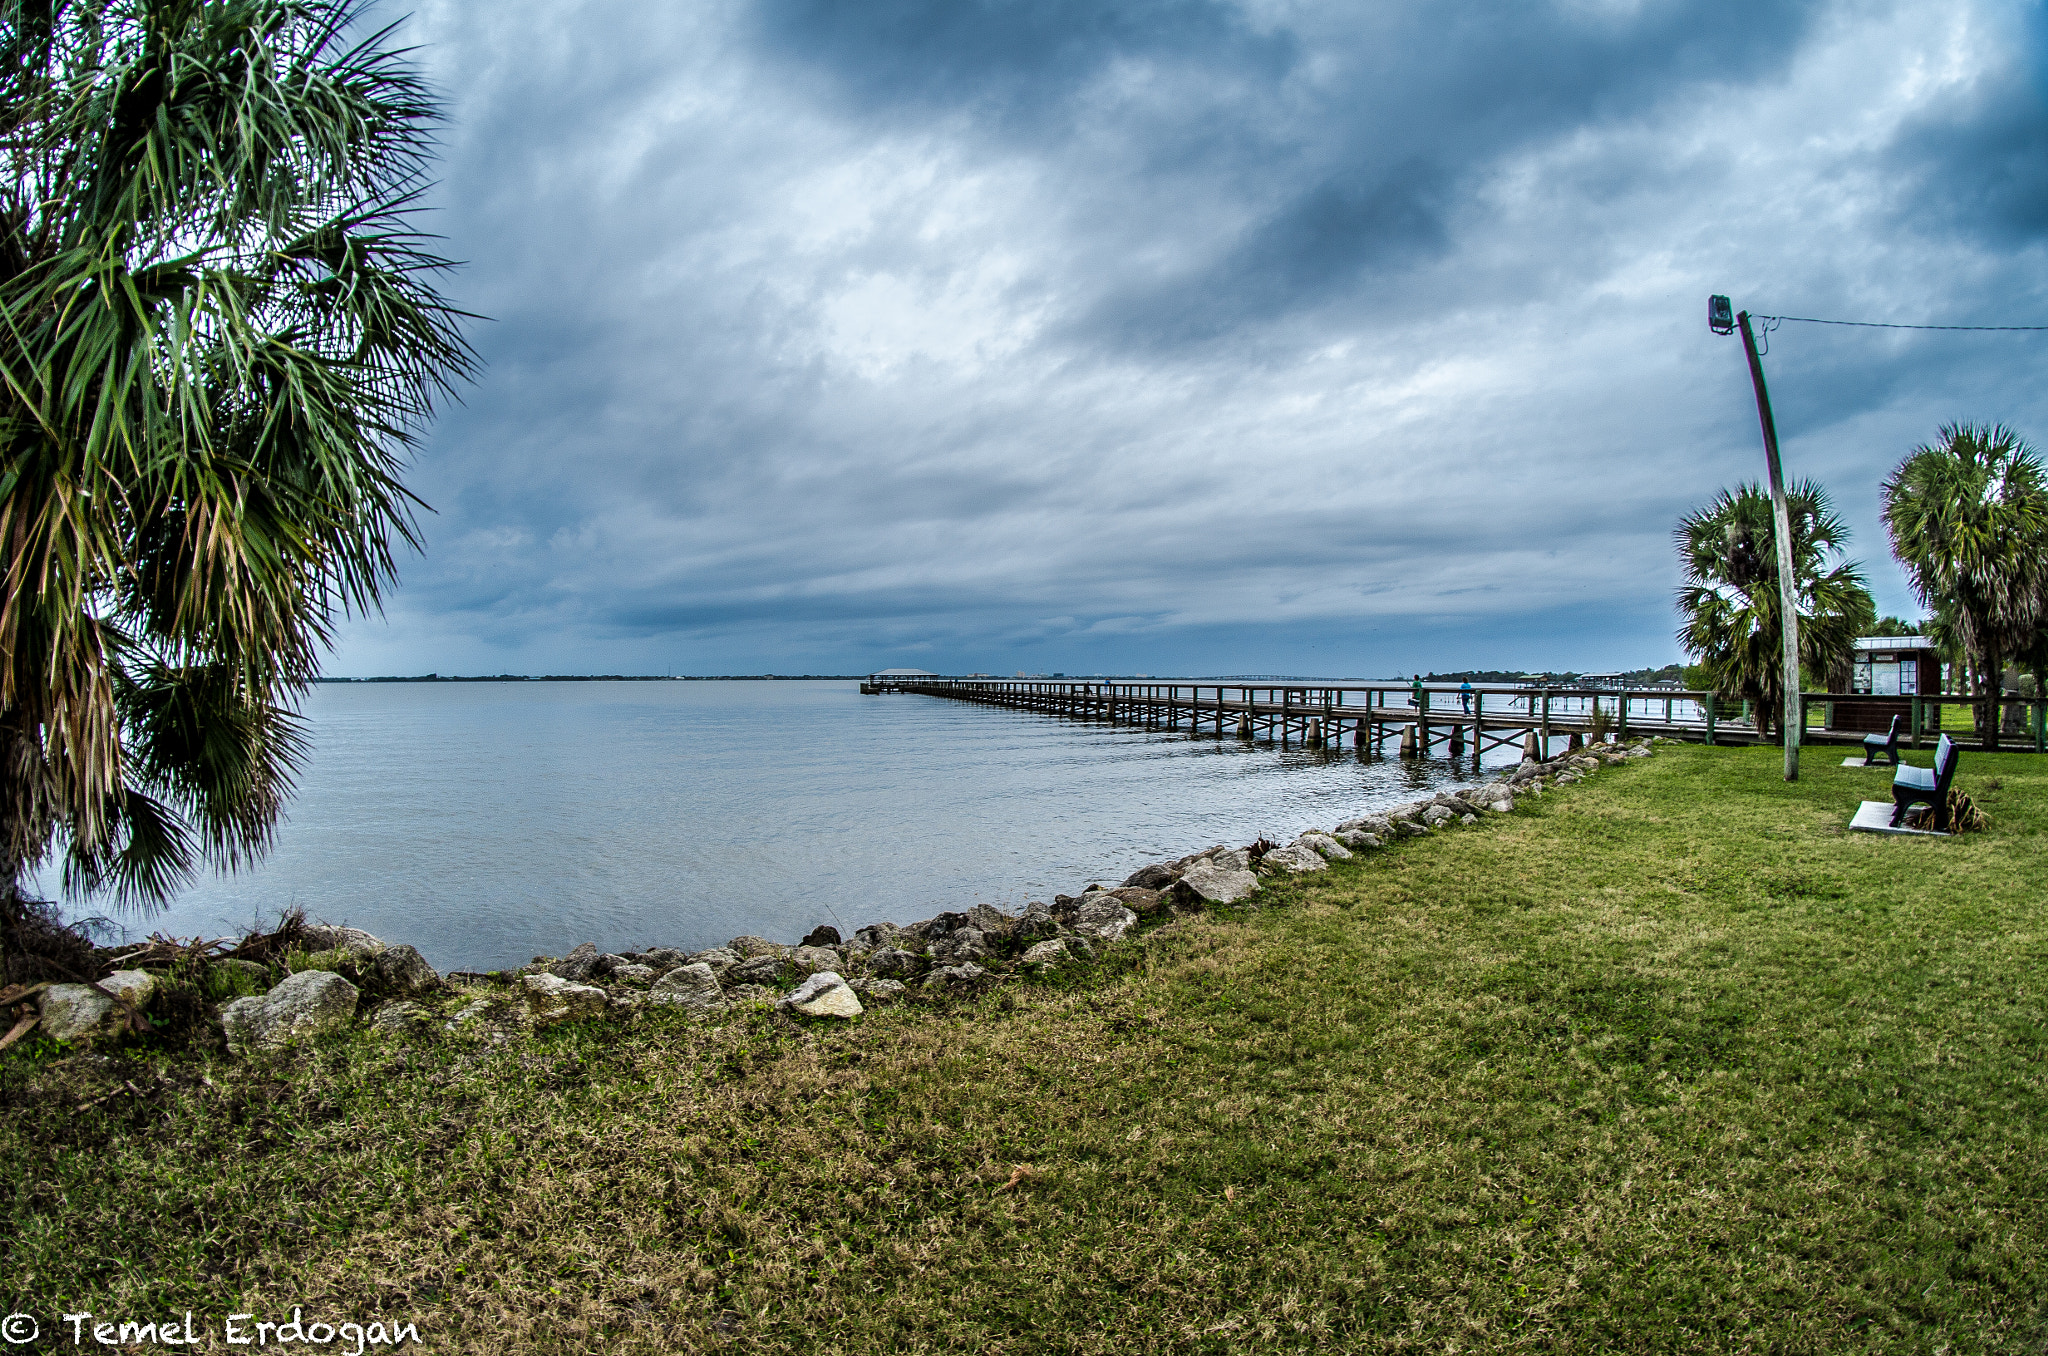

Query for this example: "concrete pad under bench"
[1849,800,1947,837]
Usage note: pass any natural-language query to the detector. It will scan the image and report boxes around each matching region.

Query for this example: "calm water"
[73,680,1523,971]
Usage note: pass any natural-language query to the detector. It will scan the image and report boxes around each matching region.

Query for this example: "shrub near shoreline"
[4,738,2043,1354]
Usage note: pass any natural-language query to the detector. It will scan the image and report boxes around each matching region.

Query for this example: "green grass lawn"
[5,743,2045,1353]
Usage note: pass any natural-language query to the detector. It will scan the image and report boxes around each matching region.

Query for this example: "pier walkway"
[861,677,2040,761]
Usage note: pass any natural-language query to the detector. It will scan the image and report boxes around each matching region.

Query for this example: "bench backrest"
[1887,714,1902,740]
[1933,734,1958,792]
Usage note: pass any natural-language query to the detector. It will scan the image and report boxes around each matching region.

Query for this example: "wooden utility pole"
[1736,310,1802,781]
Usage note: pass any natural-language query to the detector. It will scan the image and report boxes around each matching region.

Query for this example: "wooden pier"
[859,677,2042,761]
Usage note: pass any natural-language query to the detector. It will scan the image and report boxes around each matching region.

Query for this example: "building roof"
[1854,636,1937,651]
[870,667,939,677]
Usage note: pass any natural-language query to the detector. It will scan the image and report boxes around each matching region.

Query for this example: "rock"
[1122,863,1179,890]
[866,947,922,979]
[299,924,385,957]
[1334,830,1381,849]
[1108,886,1169,916]
[1013,911,1062,942]
[641,947,690,969]
[368,1000,432,1035]
[1212,848,1253,872]
[922,962,988,991]
[1175,861,1260,905]
[1072,898,1138,942]
[801,924,843,948]
[966,904,1018,935]
[98,969,156,1004]
[549,942,605,982]
[729,955,791,986]
[650,962,727,1010]
[791,945,843,973]
[779,971,863,1018]
[727,936,790,959]
[609,963,657,983]
[221,970,360,1054]
[1421,805,1455,828]
[1461,813,1478,824]
[848,977,906,1002]
[520,972,610,1026]
[853,923,913,951]
[1021,937,1097,969]
[38,984,117,1042]
[217,957,268,983]
[929,927,990,966]
[1298,832,1352,860]
[369,943,440,995]
[1260,844,1328,872]
[691,946,741,973]
[909,911,974,943]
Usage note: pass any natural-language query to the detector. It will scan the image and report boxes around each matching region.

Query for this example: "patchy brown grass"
[4,743,2046,1353]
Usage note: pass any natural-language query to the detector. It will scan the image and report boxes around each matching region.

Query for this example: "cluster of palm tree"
[1676,423,2048,751]
[0,0,472,928]
[1882,423,2048,750]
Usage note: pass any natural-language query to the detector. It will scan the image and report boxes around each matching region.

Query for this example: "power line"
[1754,314,2048,332]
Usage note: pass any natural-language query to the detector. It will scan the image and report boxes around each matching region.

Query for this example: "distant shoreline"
[314,674,867,683]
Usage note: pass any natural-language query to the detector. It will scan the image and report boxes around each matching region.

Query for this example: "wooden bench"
[1861,714,1902,766]
[1891,733,1958,830]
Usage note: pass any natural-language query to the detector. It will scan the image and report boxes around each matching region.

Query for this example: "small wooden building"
[1833,636,1943,732]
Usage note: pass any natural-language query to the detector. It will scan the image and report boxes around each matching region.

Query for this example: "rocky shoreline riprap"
[8,739,1659,1056]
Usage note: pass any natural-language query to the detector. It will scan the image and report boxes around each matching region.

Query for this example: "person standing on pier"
[1460,680,1473,713]
[1412,675,1424,710]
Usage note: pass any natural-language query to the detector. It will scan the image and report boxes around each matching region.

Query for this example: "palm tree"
[1882,423,2048,751]
[1675,480,1875,742]
[0,0,472,926]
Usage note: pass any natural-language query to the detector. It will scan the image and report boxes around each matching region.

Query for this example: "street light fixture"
[1709,294,1802,781]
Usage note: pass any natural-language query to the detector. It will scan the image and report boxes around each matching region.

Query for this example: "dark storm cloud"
[328,0,2048,678]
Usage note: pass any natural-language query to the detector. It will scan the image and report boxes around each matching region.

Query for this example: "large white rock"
[36,970,153,1043]
[39,985,112,1042]
[520,972,610,1025]
[650,962,727,1011]
[221,970,360,1054]
[1072,898,1138,943]
[1298,832,1352,860]
[1176,861,1260,904]
[780,971,863,1019]
[1261,844,1329,873]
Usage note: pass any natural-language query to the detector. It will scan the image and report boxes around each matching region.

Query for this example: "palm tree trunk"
[1982,643,2003,750]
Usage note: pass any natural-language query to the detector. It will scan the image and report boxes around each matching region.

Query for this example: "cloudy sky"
[330,0,2048,678]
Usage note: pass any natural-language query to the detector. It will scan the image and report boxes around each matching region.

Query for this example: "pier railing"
[860,677,2048,758]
